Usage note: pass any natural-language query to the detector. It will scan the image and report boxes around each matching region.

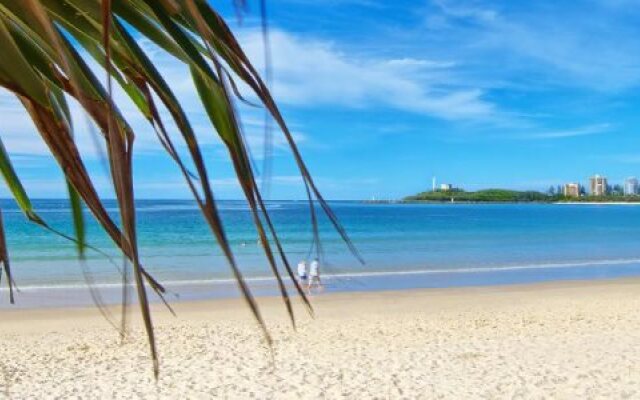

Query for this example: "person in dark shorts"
[297,259,308,283]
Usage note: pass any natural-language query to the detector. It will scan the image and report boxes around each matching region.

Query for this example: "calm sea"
[2,199,640,306]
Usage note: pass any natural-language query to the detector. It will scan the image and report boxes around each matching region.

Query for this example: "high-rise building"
[590,175,608,196]
[624,177,638,195]
[563,183,580,198]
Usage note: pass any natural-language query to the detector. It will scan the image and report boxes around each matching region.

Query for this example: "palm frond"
[0,209,14,304]
[0,0,363,376]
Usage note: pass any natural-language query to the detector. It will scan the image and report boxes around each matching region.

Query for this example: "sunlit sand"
[2,278,639,398]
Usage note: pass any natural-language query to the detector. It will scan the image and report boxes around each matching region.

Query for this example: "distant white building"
[440,183,453,192]
[590,175,608,196]
[624,177,638,195]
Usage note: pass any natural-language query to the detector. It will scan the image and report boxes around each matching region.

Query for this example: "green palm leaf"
[0,0,363,376]
[0,209,14,304]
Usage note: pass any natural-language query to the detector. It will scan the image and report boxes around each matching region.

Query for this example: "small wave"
[4,257,640,291]
[327,257,640,278]
[4,208,71,214]
[4,203,285,214]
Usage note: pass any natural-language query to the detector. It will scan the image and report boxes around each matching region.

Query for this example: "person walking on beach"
[297,259,308,284]
[308,257,323,294]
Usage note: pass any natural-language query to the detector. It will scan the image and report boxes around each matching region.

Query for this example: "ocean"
[2,199,640,307]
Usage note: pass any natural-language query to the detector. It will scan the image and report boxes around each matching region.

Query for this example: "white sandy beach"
[1,279,640,399]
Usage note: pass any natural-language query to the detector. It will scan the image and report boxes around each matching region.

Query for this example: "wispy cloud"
[433,0,498,23]
[0,40,303,160]
[429,0,640,91]
[5,153,51,169]
[105,175,377,200]
[522,123,612,140]
[237,29,496,120]
[602,154,640,164]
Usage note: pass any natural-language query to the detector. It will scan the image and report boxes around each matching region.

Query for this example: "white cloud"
[0,91,50,155]
[140,29,497,120]
[236,30,496,119]
[385,58,456,69]
[433,1,498,23]
[430,0,640,91]
[100,174,374,199]
[0,25,499,162]
[0,83,160,159]
[603,154,640,164]
[523,123,612,140]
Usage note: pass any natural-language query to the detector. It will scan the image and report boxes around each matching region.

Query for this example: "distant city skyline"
[430,173,640,197]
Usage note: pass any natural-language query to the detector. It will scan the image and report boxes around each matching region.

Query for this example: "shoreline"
[554,201,640,205]
[1,275,639,320]
[2,277,640,397]
[2,276,640,335]
[394,200,640,204]
[4,257,640,309]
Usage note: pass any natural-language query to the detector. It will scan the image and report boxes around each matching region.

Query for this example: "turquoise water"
[2,199,640,305]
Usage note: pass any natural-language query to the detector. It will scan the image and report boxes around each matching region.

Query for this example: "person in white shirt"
[297,260,308,283]
[307,258,323,293]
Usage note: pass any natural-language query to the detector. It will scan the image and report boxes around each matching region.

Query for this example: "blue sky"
[4,0,640,199]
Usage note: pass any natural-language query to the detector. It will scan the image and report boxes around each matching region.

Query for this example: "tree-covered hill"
[405,189,551,202]
[404,189,640,203]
